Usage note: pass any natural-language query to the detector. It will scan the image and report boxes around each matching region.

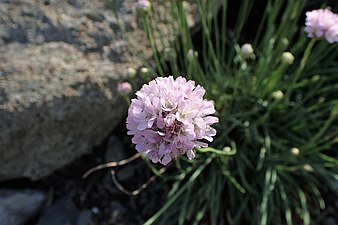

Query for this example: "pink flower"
[126,76,218,165]
[304,8,338,43]
[118,82,132,95]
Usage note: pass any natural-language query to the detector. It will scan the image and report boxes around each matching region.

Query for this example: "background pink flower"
[304,8,338,43]
[126,76,218,165]
[118,82,132,95]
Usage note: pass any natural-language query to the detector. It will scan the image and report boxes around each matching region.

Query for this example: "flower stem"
[286,38,316,98]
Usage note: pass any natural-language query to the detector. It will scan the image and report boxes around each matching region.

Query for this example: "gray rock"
[0,0,197,181]
[109,201,127,223]
[90,206,99,215]
[0,190,46,225]
[36,196,78,225]
[76,210,92,225]
[0,1,113,52]
[116,163,138,182]
[0,42,127,181]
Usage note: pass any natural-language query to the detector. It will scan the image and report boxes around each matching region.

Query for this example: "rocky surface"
[0,42,127,181]
[0,190,46,225]
[35,196,78,225]
[0,127,168,225]
[26,128,168,225]
[0,0,197,181]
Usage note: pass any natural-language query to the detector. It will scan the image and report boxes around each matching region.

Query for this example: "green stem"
[286,39,316,98]
[143,16,165,76]
[196,147,236,155]
[303,113,336,150]
[300,39,316,70]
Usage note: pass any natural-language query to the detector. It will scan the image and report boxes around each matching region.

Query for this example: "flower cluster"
[126,76,218,165]
[304,8,338,43]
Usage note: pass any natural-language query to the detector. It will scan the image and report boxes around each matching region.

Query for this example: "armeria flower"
[304,8,338,43]
[126,76,218,165]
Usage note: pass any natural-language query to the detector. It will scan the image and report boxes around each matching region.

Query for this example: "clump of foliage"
[123,0,338,224]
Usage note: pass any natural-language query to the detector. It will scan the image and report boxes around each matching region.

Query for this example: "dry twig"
[82,153,141,179]
[111,167,166,196]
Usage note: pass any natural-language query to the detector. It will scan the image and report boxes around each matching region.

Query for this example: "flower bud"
[272,90,284,100]
[240,43,254,59]
[140,67,150,76]
[187,49,198,62]
[223,146,231,152]
[243,121,250,127]
[182,1,189,10]
[118,82,132,95]
[258,99,268,107]
[318,97,325,103]
[136,0,151,15]
[126,67,137,79]
[281,52,295,65]
[290,147,300,156]
[282,38,289,48]
[311,75,320,81]
[303,164,313,172]
[331,105,338,116]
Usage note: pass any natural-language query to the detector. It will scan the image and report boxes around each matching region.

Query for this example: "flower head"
[304,8,338,43]
[126,76,218,165]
